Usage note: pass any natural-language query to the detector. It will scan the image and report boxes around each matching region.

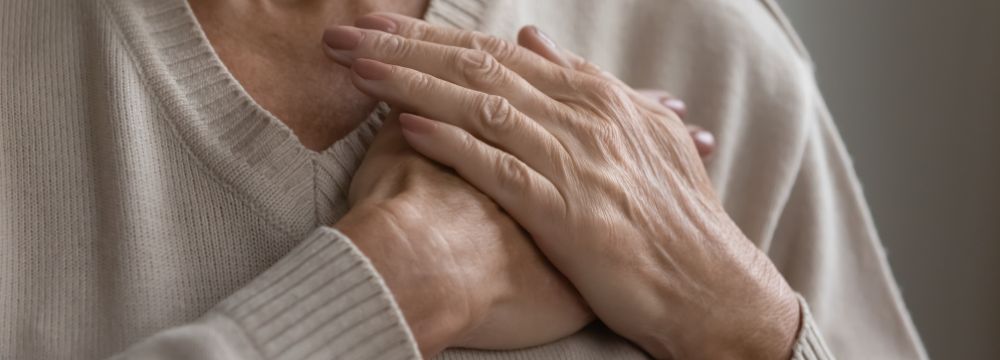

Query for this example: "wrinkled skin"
[326,13,800,360]
[337,113,592,355]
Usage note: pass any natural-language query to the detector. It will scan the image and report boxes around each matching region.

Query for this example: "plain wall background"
[774,0,1000,358]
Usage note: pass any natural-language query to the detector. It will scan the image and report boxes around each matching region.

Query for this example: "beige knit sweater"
[0,0,926,359]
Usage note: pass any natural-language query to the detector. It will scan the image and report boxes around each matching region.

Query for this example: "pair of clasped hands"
[327,13,799,360]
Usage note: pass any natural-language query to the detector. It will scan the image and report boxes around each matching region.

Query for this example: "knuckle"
[583,79,633,113]
[578,60,603,75]
[398,20,429,40]
[457,130,481,155]
[457,50,508,88]
[553,67,581,89]
[471,34,518,60]
[587,80,628,103]
[477,95,517,134]
[495,153,529,189]
[406,71,434,94]
[373,33,408,55]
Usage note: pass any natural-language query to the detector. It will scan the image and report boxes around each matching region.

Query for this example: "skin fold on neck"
[188,0,428,152]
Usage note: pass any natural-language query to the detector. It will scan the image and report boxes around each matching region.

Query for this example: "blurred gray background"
[774,0,1000,358]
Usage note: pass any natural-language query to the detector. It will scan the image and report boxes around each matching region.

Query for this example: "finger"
[353,13,579,96]
[513,28,665,116]
[514,26,572,68]
[687,125,716,159]
[502,26,718,161]
[636,89,688,119]
[323,26,561,118]
[511,27,605,78]
[397,112,564,232]
[635,89,716,158]
[348,58,568,175]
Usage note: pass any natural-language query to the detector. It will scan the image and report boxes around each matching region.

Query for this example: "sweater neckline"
[105,0,490,234]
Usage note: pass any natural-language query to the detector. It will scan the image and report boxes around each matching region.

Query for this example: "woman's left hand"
[324,14,800,359]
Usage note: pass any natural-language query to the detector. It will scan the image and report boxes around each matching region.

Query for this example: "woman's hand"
[337,111,591,356]
[325,14,800,359]
[511,26,715,159]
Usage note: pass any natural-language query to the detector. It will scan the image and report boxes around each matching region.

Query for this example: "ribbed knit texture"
[792,295,836,360]
[218,227,417,360]
[0,0,926,359]
[105,0,387,231]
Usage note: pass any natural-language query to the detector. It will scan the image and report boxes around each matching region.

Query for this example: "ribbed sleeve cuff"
[215,227,420,360]
[792,295,836,360]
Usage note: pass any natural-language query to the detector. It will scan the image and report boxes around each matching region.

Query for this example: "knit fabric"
[0,0,925,359]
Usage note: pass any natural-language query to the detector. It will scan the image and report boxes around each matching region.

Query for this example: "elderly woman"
[0,0,925,359]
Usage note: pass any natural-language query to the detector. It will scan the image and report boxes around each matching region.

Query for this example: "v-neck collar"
[103,0,490,236]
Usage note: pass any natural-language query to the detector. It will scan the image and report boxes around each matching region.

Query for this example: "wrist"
[638,278,799,360]
[336,201,477,357]
[636,217,801,359]
[680,284,799,360]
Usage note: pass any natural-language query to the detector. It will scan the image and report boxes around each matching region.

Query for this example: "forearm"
[112,227,419,360]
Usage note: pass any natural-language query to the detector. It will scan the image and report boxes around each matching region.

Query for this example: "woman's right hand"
[335,111,592,356]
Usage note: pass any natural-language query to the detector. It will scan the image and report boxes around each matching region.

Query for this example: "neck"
[187,0,429,152]
[189,0,427,25]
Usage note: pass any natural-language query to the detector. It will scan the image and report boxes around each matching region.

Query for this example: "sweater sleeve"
[612,0,928,357]
[791,295,835,360]
[766,87,928,359]
[108,227,421,360]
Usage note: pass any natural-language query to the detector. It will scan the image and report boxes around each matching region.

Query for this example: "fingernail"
[691,129,715,157]
[352,58,391,80]
[525,25,574,68]
[693,129,714,146]
[661,97,687,118]
[531,26,559,50]
[323,26,363,49]
[355,15,397,33]
[399,113,436,134]
[323,26,363,64]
